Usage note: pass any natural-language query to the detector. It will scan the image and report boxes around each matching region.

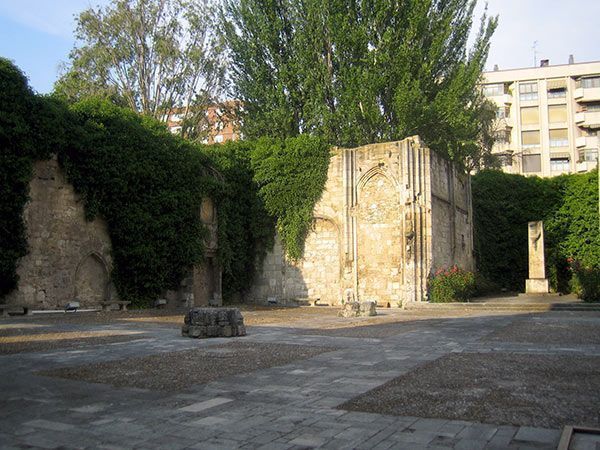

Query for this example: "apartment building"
[163,102,240,144]
[482,59,599,176]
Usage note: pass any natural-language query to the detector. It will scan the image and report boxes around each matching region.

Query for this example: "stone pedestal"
[182,308,246,338]
[525,221,549,294]
[525,278,549,294]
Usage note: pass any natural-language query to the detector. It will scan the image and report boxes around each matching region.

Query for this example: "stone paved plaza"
[1,305,599,449]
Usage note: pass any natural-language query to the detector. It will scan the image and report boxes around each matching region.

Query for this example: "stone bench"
[182,307,246,338]
[100,301,131,311]
[0,304,32,317]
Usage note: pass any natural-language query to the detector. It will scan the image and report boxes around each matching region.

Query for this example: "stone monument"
[525,221,549,294]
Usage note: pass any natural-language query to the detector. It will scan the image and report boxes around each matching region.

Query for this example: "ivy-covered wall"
[0,59,331,306]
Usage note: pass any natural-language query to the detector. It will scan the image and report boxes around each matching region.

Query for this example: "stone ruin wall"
[429,151,474,272]
[5,157,220,310]
[247,137,474,307]
[5,157,117,309]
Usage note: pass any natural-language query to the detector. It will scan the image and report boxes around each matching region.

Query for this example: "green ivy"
[0,58,68,296]
[251,135,331,260]
[59,98,224,305]
[204,141,274,301]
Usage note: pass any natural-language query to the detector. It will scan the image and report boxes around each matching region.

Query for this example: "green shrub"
[472,169,598,294]
[428,266,476,303]
[569,260,600,303]
[471,170,561,292]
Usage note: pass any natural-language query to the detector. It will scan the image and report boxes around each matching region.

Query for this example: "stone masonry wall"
[247,137,474,307]
[5,157,116,309]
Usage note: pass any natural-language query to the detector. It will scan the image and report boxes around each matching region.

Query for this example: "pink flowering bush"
[428,266,476,303]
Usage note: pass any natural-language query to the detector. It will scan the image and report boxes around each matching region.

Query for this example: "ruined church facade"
[247,137,474,307]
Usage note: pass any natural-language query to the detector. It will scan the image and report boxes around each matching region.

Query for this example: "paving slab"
[1,307,597,448]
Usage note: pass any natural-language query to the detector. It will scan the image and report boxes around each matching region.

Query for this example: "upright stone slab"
[525,221,549,294]
[182,308,246,338]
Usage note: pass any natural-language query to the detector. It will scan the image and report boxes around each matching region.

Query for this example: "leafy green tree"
[222,0,497,167]
[55,0,226,140]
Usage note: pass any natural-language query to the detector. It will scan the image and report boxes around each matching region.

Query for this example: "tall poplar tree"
[222,0,498,168]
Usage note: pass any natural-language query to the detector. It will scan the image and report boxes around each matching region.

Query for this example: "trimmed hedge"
[472,169,599,294]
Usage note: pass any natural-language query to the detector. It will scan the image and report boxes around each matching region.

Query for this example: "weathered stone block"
[338,301,377,318]
[182,308,246,338]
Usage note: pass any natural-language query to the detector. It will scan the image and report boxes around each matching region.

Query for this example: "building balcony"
[576,160,598,172]
[574,87,600,102]
[576,135,598,148]
[575,111,600,129]
[492,141,514,153]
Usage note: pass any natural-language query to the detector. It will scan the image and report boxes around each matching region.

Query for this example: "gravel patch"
[484,316,600,345]
[0,334,150,354]
[38,342,338,391]
[340,352,600,429]
[298,321,438,338]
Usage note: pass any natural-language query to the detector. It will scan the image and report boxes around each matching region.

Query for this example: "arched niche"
[74,253,109,307]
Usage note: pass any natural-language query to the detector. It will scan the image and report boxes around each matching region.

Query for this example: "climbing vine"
[251,135,331,260]
[0,58,70,297]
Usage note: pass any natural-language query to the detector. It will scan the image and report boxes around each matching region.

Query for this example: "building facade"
[482,59,600,176]
[164,102,239,145]
[247,137,474,307]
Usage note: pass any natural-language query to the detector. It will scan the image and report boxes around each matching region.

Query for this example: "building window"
[548,105,567,124]
[495,107,509,119]
[549,129,569,147]
[580,149,599,162]
[584,103,600,112]
[523,154,541,173]
[483,83,504,97]
[580,77,600,89]
[548,88,566,98]
[550,158,570,172]
[521,130,540,149]
[493,130,510,143]
[520,106,539,125]
[499,153,513,166]
[519,82,538,101]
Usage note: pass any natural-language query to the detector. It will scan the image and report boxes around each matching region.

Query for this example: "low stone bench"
[182,307,246,338]
[339,301,377,318]
[100,301,131,311]
[0,304,32,317]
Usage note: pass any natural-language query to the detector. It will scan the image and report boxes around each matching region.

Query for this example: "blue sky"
[1,0,599,94]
